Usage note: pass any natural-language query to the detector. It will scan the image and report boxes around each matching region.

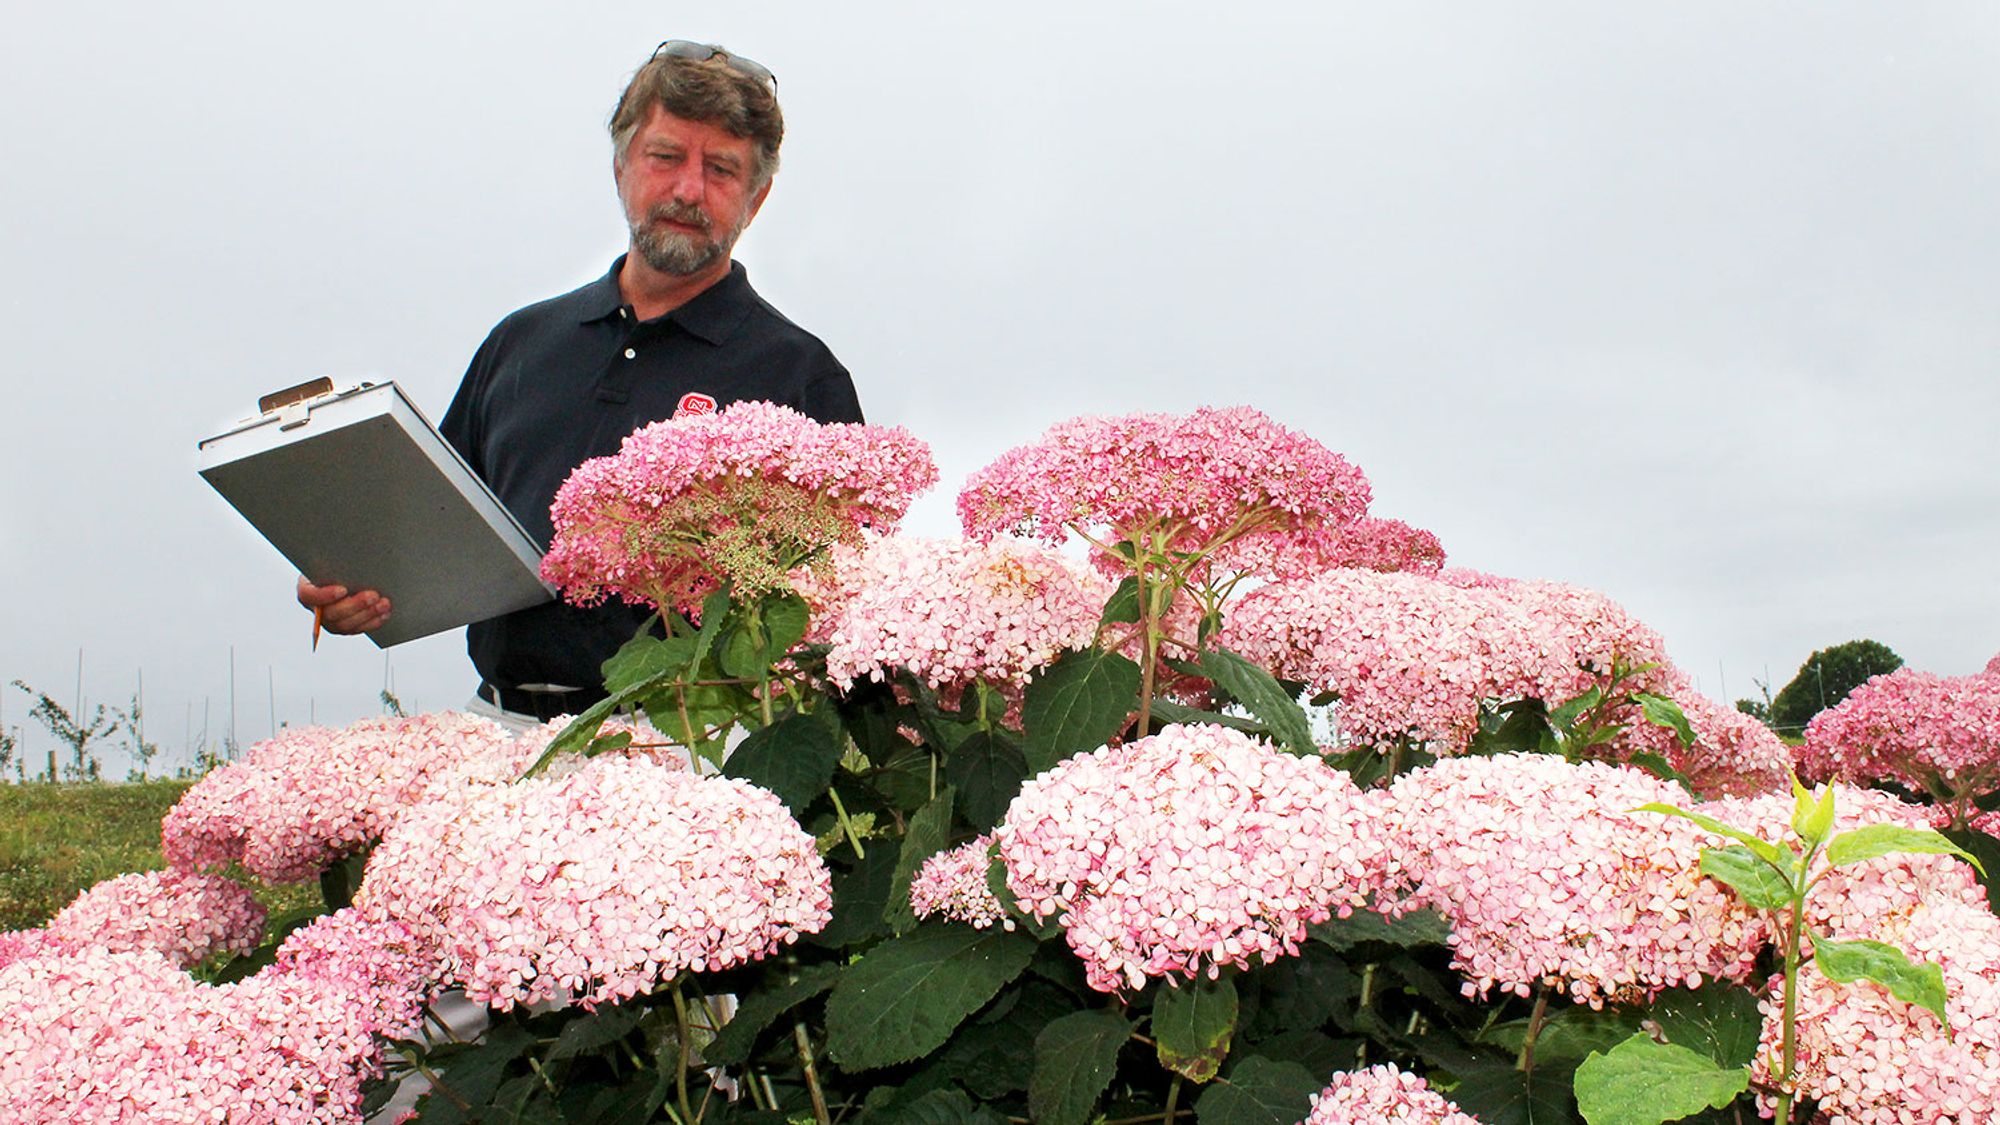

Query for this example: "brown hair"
[608,48,783,185]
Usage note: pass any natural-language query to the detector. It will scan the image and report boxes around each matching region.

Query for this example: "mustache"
[645,202,712,233]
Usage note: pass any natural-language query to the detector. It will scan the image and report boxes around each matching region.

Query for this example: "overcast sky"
[3,3,1995,777]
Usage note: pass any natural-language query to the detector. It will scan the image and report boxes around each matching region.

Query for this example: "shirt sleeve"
[797,364,864,425]
[440,324,506,479]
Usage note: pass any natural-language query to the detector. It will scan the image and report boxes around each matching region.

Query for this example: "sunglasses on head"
[651,40,777,89]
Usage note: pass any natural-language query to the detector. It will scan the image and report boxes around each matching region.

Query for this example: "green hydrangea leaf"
[1810,932,1951,1031]
[1153,974,1238,1083]
[1574,1034,1750,1125]
[824,924,1037,1070]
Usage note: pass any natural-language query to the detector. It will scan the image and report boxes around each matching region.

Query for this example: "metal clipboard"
[197,380,554,647]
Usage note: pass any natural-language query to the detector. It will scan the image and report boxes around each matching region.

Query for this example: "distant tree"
[183,739,229,780]
[1768,639,1905,733]
[0,723,14,781]
[120,693,160,782]
[11,679,112,783]
[1734,677,1773,725]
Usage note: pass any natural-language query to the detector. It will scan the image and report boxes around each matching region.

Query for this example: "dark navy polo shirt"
[440,257,863,701]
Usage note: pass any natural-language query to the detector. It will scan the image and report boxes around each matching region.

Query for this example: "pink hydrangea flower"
[1696,786,1989,938]
[1619,690,1792,798]
[995,724,1391,993]
[41,868,265,968]
[1303,1063,1484,1124]
[541,401,937,612]
[1381,754,1767,1007]
[1798,667,2000,827]
[957,407,1372,583]
[0,946,403,1123]
[1434,567,1515,589]
[1220,571,1675,754]
[500,713,701,780]
[1972,807,2000,837]
[1325,516,1447,574]
[0,930,56,971]
[1751,898,2000,1125]
[910,836,1011,930]
[269,908,429,1042]
[162,712,516,884]
[356,754,831,1010]
[817,535,1114,692]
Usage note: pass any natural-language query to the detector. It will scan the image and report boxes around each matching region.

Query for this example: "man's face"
[615,104,771,277]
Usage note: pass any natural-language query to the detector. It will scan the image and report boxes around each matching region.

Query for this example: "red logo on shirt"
[674,392,718,418]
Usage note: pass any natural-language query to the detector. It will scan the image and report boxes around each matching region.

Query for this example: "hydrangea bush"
[1797,664,2000,828]
[6,403,1997,1125]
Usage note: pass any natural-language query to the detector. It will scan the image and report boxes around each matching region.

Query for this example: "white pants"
[464,692,545,735]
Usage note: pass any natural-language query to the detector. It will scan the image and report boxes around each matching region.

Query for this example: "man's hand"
[297,577,392,635]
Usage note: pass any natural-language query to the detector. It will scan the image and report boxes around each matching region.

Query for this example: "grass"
[0,780,319,931]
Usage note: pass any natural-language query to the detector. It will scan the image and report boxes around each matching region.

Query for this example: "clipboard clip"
[258,377,338,431]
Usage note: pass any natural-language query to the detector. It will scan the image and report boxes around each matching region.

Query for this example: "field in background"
[0,781,317,930]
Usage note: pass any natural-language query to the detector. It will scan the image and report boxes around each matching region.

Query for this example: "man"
[299,42,862,724]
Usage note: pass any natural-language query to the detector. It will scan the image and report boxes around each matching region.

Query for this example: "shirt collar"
[581,256,755,346]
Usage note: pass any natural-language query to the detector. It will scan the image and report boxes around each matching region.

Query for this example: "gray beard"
[632,224,723,276]
[630,204,736,276]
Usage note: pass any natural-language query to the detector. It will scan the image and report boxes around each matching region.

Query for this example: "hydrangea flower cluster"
[357,754,831,1010]
[1220,571,1674,753]
[1618,690,1792,798]
[1302,1063,1484,1124]
[37,868,265,968]
[162,712,516,883]
[0,946,404,1123]
[1380,754,1766,1006]
[0,930,55,971]
[1696,786,1989,938]
[995,724,1390,993]
[817,535,1114,692]
[541,401,937,611]
[268,908,430,1042]
[1975,807,2000,837]
[910,836,1010,930]
[1750,898,2000,1125]
[1798,667,2000,826]
[957,407,1371,581]
[505,713,697,778]
[1326,516,1447,574]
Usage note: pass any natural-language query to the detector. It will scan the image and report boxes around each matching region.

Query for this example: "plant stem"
[1135,559,1161,737]
[676,683,699,749]
[1517,986,1550,1076]
[404,1054,470,1111]
[793,1019,832,1125]
[1775,897,1805,1125]
[670,982,698,1124]
[1163,1074,1183,1123]
[1355,962,1379,1067]
[828,787,867,858]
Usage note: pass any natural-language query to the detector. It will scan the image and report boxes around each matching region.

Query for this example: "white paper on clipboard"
[196,381,554,647]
